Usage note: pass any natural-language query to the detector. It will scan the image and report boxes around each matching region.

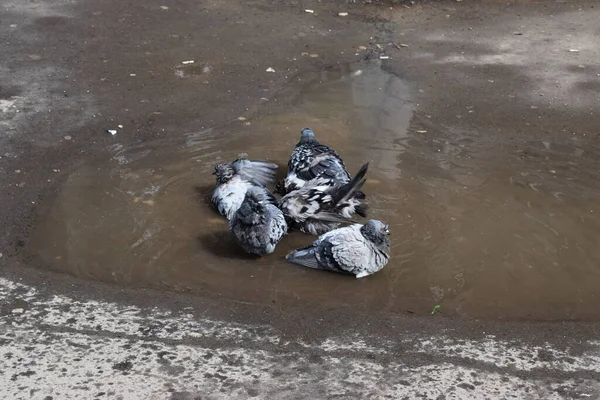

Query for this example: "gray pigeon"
[281,128,356,195]
[230,186,288,256]
[278,163,369,235]
[285,220,390,278]
[212,158,278,220]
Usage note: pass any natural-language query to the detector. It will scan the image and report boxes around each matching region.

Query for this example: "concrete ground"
[2,0,600,398]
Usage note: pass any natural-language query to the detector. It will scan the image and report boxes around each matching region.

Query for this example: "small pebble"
[117,124,124,129]
[107,130,117,136]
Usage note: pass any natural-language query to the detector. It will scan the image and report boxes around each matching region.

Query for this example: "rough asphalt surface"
[2,0,600,398]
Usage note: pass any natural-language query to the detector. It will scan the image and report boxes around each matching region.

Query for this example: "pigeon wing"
[232,159,279,187]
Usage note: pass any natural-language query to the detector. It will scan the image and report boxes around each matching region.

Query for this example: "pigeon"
[211,158,278,220]
[285,219,391,278]
[282,127,354,195]
[278,163,369,235]
[229,186,288,256]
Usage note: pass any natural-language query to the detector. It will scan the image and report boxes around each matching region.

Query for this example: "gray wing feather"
[233,159,279,187]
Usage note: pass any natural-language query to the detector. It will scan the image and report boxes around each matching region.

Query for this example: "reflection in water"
[350,67,412,180]
[29,62,600,320]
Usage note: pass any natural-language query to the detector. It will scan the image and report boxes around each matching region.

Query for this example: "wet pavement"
[2,0,600,398]
[29,48,600,320]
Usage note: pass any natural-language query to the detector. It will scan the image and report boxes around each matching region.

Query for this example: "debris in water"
[301,52,309,56]
[142,200,154,206]
[237,117,247,121]
[431,305,441,315]
[358,45,367,50]
[304,9,314,13]
[353,70,363,76]
[129,73,136,77]
[416,130,427,134]
[12,308,24,314]
[107,129,117,136]
[399,43,409,48]
[569,49,580,52]
[380,56,390,60]
[338,12,348,16]
[64,135,72,141]
[244,122,251,126]
[117,124,124,129]
[309,54,319,58]
[181,60,195,64]
[266,67,275,72]
[160,5,169,10]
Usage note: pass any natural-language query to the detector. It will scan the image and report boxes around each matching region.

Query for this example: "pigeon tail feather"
[285,247,324,270]
[332,162,369,206]
[355,204,368,218]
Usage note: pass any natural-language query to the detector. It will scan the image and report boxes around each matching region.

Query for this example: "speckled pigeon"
[278,163,369,235]
[281,128,357,195]
[229,186,288,256]
[285,219,390,278]
[211,158,278,220]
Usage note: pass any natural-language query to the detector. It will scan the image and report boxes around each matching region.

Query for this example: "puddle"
[29,62,600,320]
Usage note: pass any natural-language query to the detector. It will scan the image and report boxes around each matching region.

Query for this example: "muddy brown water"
[29,62,600,320]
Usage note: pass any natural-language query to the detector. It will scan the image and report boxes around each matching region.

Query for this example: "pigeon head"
[213,163,235,184]
[299,128,317,143]
[360,220,391,247]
